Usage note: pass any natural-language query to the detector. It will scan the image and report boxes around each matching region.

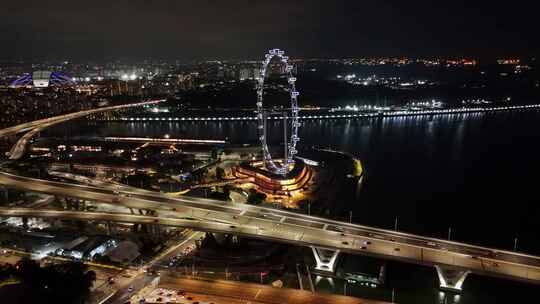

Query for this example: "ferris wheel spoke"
[256,49,301,175]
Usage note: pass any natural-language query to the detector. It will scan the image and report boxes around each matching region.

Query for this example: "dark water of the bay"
[46,110,540,303]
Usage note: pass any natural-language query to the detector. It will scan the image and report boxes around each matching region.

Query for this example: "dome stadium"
[10,71,74,88]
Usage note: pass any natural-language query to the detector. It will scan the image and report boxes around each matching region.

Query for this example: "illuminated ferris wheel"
[256,49,300,175]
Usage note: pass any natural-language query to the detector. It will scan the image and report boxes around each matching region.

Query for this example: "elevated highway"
[0,172,539,291]
[2,104,540,293]
[4,99,163,160]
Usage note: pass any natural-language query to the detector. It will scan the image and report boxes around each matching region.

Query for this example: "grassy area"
[0,278,20,288]
[353,158,363,177]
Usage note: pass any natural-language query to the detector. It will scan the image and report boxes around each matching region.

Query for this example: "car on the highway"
[331,226,345,232]
[128,286,134,292]
[489,251,500,258]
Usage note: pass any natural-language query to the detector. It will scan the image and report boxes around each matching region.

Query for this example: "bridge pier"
[107,221,117,236]
[310,246,340,274]
[21,217,29,229]
[435,265,470,293]
[151,224,162,239]
[0,187,8,203]
[314,275,335,289]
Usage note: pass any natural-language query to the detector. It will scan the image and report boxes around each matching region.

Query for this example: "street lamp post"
[448,227,452,241]
[394,216,398,231]
[514,237,518,251]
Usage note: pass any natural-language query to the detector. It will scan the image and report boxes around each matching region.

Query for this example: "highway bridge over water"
[1,172,540,292]
[1,102,540,293]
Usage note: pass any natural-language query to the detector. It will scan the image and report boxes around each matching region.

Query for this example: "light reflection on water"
[48,110,540,303]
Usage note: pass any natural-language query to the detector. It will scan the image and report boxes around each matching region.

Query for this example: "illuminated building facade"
[10,70,75,88]
[233,158,313,201]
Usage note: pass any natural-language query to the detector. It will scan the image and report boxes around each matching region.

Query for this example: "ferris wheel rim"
[256,48,300,175]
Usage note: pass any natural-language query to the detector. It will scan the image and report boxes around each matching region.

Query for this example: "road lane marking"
[254,289,261,299]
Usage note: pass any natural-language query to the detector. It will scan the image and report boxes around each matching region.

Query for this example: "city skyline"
[1,2,540,303]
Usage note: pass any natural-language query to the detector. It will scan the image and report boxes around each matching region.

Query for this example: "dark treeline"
[0,258,96,304]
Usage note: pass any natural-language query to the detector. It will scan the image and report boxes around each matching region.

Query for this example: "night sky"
[1,0,538,60]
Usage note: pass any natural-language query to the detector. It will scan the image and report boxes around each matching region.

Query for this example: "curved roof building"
[10,71,74,88]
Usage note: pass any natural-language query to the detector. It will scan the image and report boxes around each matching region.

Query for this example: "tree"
[216,167,225,180]
[247,189,267,205]
[10,259,97,304]
[211,149,219,160]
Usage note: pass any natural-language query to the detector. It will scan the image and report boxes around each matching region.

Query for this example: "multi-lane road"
[4,99,163,160]
[1,102,540,290]
[1,172,539,286]
[157,275,391,304]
